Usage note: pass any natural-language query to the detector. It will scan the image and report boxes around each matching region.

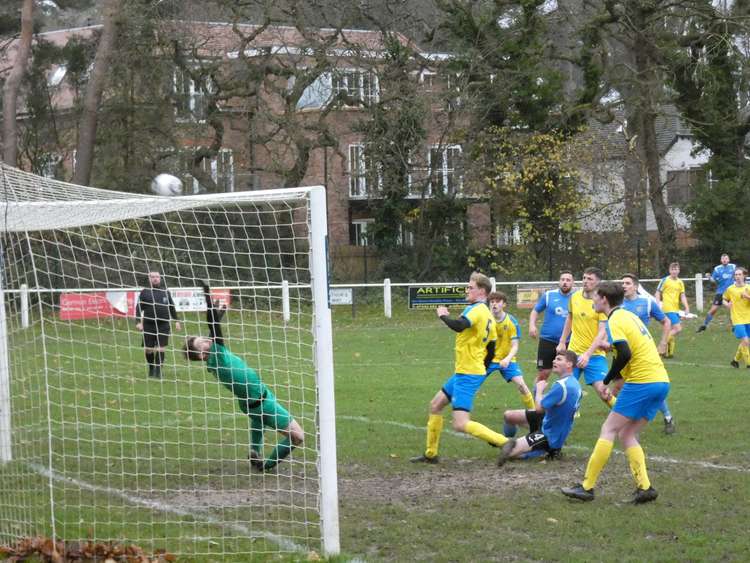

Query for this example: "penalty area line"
[338,415,750,474]
[27,462,306,553]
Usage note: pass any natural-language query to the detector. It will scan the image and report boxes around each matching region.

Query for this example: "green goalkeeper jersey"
[207,342,267,402]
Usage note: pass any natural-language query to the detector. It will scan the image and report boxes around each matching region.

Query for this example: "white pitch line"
[338,415,750,474]
[27,462,306,553]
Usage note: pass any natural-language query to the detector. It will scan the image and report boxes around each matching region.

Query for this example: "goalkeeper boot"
[150,365,162,379]
[410,454,439,464]
[249,449,265,472]
[696,324,706,333]
[631,486,658,504]
[561,483,594,501]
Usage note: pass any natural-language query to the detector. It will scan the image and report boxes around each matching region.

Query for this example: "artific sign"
[408,285,466,309]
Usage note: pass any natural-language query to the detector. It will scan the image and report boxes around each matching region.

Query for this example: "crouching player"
[184,283,304,472]
[497,350,582,466]
[487,292,535,410]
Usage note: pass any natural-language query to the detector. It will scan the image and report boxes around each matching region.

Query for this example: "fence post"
[282,280,290,323]
[490,277,496,294]
[21,283,29,329]
[384,278,392,318]
[694,273,703,312]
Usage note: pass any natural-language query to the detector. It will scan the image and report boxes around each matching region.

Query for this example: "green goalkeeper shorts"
[246,389,292,431]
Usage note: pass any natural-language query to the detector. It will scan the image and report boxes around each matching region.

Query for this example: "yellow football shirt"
[722,284,750,325]
[568,290,606,357]
[454,302,495,375]
[491,313,521,362]
[606,308,669,383]
[657,276,685,313]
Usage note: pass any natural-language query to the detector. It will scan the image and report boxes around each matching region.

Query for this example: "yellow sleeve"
[607,314,627,343]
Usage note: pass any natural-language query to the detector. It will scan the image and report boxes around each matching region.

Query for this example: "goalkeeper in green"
[184,283,304,472]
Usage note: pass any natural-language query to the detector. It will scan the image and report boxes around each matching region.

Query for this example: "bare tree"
[71,0,121,186]
[2,0,34,166]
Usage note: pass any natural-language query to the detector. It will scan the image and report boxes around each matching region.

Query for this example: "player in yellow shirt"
[655,262,690,358]
[486,292,535,410]
[722,267,750,368]
[411,272,508,463]
[557,267,614,408]
[562,282,669,504]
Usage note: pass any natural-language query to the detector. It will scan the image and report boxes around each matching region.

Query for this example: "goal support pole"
[0,247,12,463]
[309,186,340,556]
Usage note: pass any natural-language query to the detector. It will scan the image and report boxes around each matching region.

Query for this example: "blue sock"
[503,423,517,438]
[659,400,672,420]
[704,314,714,326]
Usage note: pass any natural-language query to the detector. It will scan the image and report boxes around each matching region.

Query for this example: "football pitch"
[2,302,750,561]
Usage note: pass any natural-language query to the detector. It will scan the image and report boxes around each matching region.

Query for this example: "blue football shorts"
[613,382,670,421]
[573,354,608,385]
[442,373,488,412]
[733,323,750,339]
[486,361,523,382]
[666,312,681,325]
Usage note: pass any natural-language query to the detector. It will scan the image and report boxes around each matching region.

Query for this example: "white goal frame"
[0,166,340,557]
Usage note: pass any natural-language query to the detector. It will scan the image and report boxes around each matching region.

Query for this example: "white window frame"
[332,68,379,106]
[348,144,382,198]
[181,148,235,193]
[428,144,463,195]
[351,218,374,246]
[173,66,215,122]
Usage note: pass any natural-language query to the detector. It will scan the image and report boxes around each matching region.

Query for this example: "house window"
[181,149,234,193]
[429,145,463,195]
[350,219,374,246]
[332,69,379,106]
[495,223,522,246]
[666,168,704,207]
[348,144,382,197]
[174,67,214,121]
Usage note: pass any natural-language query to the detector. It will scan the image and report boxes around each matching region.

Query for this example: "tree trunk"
[2,0,34,166]
[72,0,122,186]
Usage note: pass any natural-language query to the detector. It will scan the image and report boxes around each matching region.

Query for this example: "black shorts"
[523,430,562,458]
[536,338,558,370]
[713,292,724,306]
[142,323,170,348]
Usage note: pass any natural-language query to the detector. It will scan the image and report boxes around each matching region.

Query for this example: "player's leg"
[142,327,160,378]
[451,375,508,447]
[730,324,748,367]
[411,385,450,462]
[534,339,556,384]
[260,396,300,471]
[509,372,535,410]
[153,326,169,378]
[502,408,528,437]
[740,332,750,366]
[586,357,615,408]
[668,314,682,357]
[660,399,675,434]
[698,298,721,332]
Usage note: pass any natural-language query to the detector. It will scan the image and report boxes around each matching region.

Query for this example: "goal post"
[0,163,340,559]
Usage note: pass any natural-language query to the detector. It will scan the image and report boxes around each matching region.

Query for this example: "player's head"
[552,350,577,375]
[148,271,162,287]
[559,270,574,293]
[721,253,730,265]
[734,266,747,283]
[582,267,603,292]
[184,336,212,361]
[467,272,492,303]
[594,281,624,312]
[488,291,507,316]
[669,262,680,276]
[621,273,639,298]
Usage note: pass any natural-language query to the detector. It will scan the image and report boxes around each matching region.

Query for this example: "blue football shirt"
[533,289,572,342]
[540,375,582,449]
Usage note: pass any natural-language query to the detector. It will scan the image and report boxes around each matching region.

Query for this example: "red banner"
[59,291,137,320]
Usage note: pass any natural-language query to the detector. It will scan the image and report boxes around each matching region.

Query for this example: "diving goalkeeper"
[184,283,304,472]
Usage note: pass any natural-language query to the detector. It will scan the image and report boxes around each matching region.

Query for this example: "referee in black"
[135,271,181,378]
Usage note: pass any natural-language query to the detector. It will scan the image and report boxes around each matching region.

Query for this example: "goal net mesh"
[0,164,333,559]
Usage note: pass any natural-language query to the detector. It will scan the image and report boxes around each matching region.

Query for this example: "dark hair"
[559,350,578,367]
[488,291,507,303]
[583,266,603,280]
[183,336,204,361]
[622,273,639,286]
[669,262,680,269]
[559,270,573,277]
[596,281,624,307]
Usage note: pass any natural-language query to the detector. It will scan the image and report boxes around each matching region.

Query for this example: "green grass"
[2,303,749,561]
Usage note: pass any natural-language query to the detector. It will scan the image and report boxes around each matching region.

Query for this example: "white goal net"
[0,164,339,559]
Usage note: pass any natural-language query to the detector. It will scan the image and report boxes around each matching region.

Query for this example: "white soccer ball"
[150,173,184,196]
